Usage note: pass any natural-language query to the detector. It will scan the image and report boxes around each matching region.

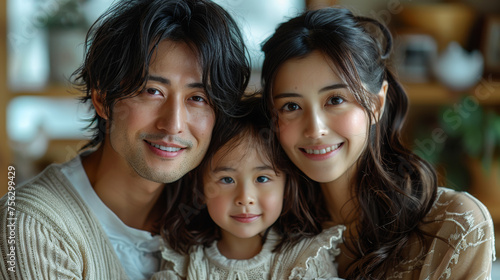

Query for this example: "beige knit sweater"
[0,164,128,279]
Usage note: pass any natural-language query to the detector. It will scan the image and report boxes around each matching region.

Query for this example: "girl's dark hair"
[160,95,322,254]
[261,8,438,279]
[73,0,250,149]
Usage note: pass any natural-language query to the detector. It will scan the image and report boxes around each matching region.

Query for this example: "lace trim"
[160,239,188,277]
[203,232,280,270]
[289,224,345,278]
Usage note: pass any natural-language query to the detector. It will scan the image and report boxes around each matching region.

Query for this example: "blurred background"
[0,0,499,267]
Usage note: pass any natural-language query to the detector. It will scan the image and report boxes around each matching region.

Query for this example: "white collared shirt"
[61,154,162,280]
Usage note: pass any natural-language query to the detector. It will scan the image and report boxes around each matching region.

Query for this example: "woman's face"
[272,51,382,184]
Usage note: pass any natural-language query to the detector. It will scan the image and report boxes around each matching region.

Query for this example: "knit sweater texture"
[0,164,128,279]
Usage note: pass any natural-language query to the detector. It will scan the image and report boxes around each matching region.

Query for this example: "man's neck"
[81,145,164,233]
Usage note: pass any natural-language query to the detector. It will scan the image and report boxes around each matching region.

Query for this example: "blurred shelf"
[403,80,500,106]
[483,199,500,225]
[9,83,83,97]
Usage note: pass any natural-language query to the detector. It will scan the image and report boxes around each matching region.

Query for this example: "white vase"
[432,41,484,91]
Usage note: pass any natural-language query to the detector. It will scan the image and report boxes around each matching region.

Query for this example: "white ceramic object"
[7,96,92,158]
[433,41,484,91]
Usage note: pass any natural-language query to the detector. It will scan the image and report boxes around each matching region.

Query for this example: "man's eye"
[143,88,161,95]
[190,96,207,103]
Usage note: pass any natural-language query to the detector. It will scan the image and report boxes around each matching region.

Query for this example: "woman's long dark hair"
[73,0,250,149]
[160,95,322,255]
[261,8,438,279]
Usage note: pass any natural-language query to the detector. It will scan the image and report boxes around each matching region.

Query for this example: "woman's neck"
[320,170,361,276]
[320,172,357,225]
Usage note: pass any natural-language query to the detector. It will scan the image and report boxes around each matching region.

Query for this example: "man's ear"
[372,80,388,124]
[91,90,107,120]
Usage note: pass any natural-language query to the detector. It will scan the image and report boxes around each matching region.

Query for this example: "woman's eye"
[328,96,344,105]
[220,177,234,184]
[281,102,301,112]
[256,176,270,183]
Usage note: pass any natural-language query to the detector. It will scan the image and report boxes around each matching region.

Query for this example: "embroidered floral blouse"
[382,187,496,279]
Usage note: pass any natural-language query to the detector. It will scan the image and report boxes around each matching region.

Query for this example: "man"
[0,0,250,279]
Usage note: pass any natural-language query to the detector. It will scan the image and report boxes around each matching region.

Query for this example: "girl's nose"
[234,183,256,206]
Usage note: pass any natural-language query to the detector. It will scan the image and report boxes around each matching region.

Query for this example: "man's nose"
[156,95,186,134]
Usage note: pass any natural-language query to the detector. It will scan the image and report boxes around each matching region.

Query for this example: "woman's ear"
[372,80,388,124]
[91,90,108,120]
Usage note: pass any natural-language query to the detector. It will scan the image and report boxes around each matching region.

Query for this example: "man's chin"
[130,164,183,184]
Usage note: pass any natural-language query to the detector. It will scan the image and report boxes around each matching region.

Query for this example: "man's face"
[104,40,215,183]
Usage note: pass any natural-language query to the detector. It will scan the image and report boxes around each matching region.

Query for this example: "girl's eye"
[328,96,345,105]
[220,177,234,184]
[281,102,301,112]
[256,176,270,183]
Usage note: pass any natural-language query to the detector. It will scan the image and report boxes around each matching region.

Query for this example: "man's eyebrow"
[148,75,205,89]
[149,75,170,85]
[188,82,205,89]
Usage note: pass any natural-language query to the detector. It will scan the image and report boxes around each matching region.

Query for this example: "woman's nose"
[304,111,328,139]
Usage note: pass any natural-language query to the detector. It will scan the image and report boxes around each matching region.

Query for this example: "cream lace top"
[151,225,345,280]
[382,187,496,279]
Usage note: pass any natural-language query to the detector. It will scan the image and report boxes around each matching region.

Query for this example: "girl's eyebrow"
[212,166,235,173]
[254,165,274,171]
[273,83,348,99]
[211,165,275,173]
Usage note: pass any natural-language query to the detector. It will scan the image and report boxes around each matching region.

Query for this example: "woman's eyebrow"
[273,92,302,99]
[274,83,348,99]
[319,83,348,93]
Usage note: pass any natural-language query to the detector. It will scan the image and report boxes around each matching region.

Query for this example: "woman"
[261,7,495,279]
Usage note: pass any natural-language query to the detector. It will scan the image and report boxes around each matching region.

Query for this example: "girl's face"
[272,51,384,184]
[203,137,285,243]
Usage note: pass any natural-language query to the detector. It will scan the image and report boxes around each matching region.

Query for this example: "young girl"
[152,96,344,279]
[261,7,496,280]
